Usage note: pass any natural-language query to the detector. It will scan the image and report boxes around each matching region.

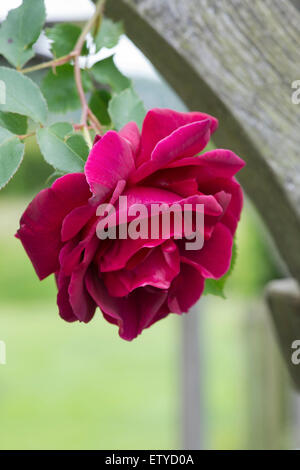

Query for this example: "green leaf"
[108,87,146,130]
[66,135,89,161]
[0,112,27,135]
[0,67,48,123]
[49,122,74,139]
[0,0,46,68]
[90,56,131,93]
[89,89,111,125]
[46,23,89,58]
[95,18,124,51]
[203,238,238,298]
[203,278,226,299]
[41,64,92,113]
[0,127,25,189]
[37,123,86,173]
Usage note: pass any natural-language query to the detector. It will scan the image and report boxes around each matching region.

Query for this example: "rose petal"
[130,120,211,184]
[85,130,135,198]
[200,178,243,235]
[103,240,180,297]
[168,149,245,179]
[56,272,77,323]
[119,121,141,156]
[180,222,233,279]
[68,236,98,323]
[86,269,170,340]
[61,203,95,242]
[135,287,168,332]
[137,108,218,166]
[168,262,205,314]
[16,173,91,280]
[86,269,139,341]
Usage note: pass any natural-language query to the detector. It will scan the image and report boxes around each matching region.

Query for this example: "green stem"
[17,132,35,140]
[21,52,76,74]
[22,0,105,140]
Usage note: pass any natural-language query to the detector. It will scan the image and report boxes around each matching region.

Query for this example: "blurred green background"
[0,58,291,450]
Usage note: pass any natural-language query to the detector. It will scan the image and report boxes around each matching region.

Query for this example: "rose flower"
[16,109,245,340]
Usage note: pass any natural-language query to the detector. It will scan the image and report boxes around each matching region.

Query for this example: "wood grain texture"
[267,279,300,390]
[106,0,300,283]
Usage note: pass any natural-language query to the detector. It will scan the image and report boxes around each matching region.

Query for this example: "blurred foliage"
[228,202,282,296]
[0,136,52,196]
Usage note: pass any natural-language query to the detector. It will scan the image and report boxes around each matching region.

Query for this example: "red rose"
[16,109,245,340]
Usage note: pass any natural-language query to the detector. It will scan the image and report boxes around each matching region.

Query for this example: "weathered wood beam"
[105,0,300,285]
[266,279,300,390]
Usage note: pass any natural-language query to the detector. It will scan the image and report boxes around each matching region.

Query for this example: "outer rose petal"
[137,108,218,166]
[61,203,95,242]
[130,120,211,184]
[119,121,141,156]
[142,150,244,201]
[168,262,205,314]
[56,272,77,323]
[86,269,140,340]
[68,236,99,323]
[199,178,243,235]
[16,173,91,280]
[135,287,168,333]
[167,149,245,178]
[84,130,135,198]
[86,270,170,341]
[179,223,233,279]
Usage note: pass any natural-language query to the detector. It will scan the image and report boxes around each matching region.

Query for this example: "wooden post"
[181,305,203,450]
[266,279,300,391]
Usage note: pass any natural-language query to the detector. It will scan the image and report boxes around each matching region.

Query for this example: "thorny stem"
[17,125,94,142]
[73,0,105,142]
[21,0,106,146]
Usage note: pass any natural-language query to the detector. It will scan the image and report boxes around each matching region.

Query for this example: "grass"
[0,302,179,450]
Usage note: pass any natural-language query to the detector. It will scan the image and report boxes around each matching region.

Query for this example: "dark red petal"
[103,240,180,297]
[84,130,135,199]
[119,121,141,157]
[16,173,91,280]
[68,236,98,323]
[168,262,205,314]
[56,272,77,323]
[131,120,211,184]
[137,108,218,166]
[168,149,245,179]
[86,270,140,341]
[180,222,233,279]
